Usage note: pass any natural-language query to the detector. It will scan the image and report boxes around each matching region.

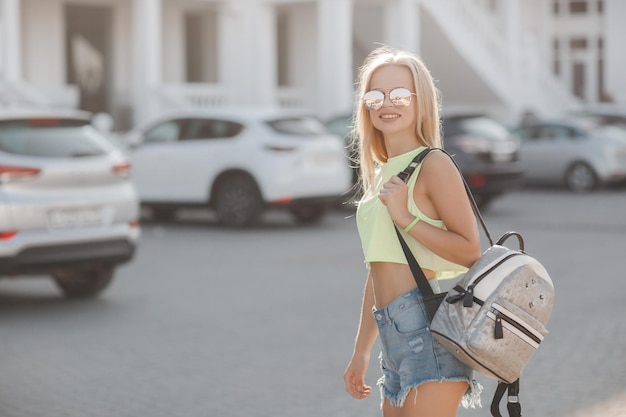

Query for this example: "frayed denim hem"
[377,376,483,409]
[462,379,483,409]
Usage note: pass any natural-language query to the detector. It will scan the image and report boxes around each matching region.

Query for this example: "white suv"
[124,108,352,227]
[0,110,140,297]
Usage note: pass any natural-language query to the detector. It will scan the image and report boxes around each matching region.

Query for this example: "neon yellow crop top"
[356,147,467,279]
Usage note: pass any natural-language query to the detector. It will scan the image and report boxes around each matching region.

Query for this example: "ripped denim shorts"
[372,287,482,409]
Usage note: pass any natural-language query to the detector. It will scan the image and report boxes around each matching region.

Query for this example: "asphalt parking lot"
[0,187,625,417]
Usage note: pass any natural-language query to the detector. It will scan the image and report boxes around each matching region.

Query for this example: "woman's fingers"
[344,372,372,399]
[379,175,408,208]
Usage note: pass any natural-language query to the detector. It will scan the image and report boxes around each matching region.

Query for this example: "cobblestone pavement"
[0,188,625,417]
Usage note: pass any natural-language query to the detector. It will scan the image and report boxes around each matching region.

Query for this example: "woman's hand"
[378,175,414,227]
[343,353,372,400]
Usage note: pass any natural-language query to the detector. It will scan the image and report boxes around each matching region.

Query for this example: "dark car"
[442,114,524,208]
[325,113,524,209]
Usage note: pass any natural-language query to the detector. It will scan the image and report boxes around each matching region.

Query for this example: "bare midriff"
[370,261,436,309]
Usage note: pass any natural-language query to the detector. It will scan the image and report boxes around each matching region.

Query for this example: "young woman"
[343,46,483,416]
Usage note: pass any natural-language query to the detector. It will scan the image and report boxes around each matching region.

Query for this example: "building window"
[573,62,585,99]
[185,11,218,83]
[569,1,588,14]
[553,38,560,75]
[570,38,588,50]
[598,37,605,101]
[598,58,605,101]
[277,9,290,86]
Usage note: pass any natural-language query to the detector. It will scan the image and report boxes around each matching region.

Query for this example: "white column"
[249,2,276,107]
[132,0,162,126]
[219,0,275,107]
[217,2,240,105]
[503,0,521,82]
[317,0,353,119]
[501,0,523,116]
[1,0,21,81]
[383,0,420,55]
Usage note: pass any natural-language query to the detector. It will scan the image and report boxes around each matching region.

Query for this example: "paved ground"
[458,188,626,417]
[0,187,625,417]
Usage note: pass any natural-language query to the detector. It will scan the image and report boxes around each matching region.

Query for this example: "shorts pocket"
[392,305,431,355]
[391,303,429,335]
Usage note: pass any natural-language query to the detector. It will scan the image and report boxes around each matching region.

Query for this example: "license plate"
[48,207,104,229]
[492,152,513,163]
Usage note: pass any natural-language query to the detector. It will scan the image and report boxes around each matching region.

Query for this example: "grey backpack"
[430,232,554,384]
[430,232,554,417]
[396,148,555,417]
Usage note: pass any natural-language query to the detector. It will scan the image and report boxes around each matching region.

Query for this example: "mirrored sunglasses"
[362,87,416,111]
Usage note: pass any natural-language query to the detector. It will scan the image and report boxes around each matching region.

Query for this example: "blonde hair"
[350,46,442,196]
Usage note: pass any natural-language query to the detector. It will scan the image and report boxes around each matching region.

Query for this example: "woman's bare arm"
[380,151,481,267]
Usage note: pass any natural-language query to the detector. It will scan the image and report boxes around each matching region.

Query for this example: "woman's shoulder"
[421,148,455,169]
[421,149,463,185]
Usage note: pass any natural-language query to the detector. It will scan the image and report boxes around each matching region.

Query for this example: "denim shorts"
[373,287,482,408]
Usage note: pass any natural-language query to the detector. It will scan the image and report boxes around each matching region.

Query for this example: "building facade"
[1,0,624,130]
[550,0,626,105]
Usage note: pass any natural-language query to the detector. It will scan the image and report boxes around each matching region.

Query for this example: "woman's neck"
[384,133,422,158]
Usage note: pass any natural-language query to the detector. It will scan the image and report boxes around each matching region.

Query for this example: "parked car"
[324,114,359,187]
[512,119,626,192]
[442,113,524,208]
[568,106,626,128]
[325,112,524,209]
[0,110,140,297]
[122,108,352,227]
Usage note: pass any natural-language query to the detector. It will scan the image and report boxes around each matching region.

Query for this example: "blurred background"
[1,0,625,129]
[2,1,626,417]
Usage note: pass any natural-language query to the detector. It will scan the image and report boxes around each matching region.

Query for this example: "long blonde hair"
[350,46,442,197]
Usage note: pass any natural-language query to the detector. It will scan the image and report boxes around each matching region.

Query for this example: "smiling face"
[366,64,417,141]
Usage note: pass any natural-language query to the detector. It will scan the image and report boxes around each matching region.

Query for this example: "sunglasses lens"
[363,90,384,110]
[363,88,414,110]
[389,88,413,107]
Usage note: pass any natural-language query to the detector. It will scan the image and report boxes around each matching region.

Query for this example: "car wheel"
[290,205,327,225]
[565,162,598,192]
[213,173,264,227]
[52,264,115,298]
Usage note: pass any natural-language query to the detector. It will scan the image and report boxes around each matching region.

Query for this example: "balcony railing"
[158,83,230,109]
[156,83,306,111]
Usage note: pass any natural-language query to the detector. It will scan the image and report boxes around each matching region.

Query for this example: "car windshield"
[266,116,327,136]
[455,116,510,141]
[0,118,114,158]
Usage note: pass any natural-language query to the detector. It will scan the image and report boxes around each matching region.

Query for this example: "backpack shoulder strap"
[397,147,437,183]
[398,147,494,246]
[490,380,521,417]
